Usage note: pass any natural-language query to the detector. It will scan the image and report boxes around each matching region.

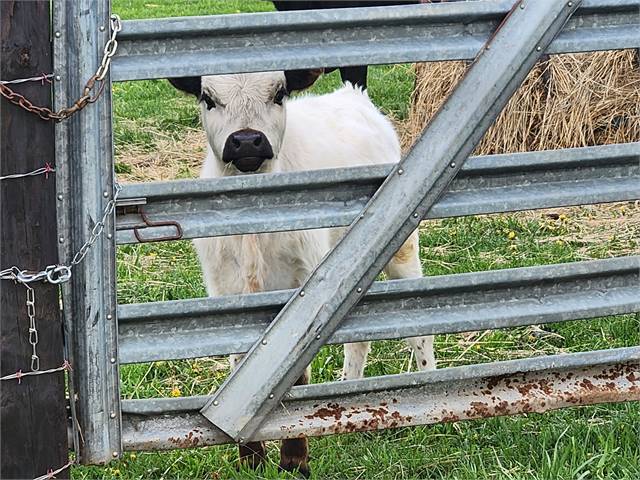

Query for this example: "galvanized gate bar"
[53,0,122,464]
[118,256,640,363]
[120,347,640,449]
[201,1,582,441]
[111,0,640,81]
[115,143,640,244]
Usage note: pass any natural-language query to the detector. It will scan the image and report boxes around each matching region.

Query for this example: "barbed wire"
[0,15,121,122]
[0,73,53,85]
[33,460,75,480]
[1,360,72,383]
[0,163,55,181]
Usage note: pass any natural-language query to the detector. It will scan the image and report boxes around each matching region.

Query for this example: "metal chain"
[0,181,121,286]
[0,182,121,371]
[0,15,121,122]
[71,182,122,266]
[26,285,40,371]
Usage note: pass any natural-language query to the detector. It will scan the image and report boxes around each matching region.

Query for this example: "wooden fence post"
[1,1,69,478]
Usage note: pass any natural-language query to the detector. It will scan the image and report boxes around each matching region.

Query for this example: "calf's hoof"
[279,459,311,478]
[237,441,266,470]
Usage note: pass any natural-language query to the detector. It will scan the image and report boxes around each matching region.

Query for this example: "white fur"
[192,72,435,379]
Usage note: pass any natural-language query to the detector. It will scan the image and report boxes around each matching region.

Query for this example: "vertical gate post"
[53,0,121,464]
[0,0,69,477]
[202,0,583,441]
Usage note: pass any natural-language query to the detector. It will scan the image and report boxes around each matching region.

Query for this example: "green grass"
[71,1,640,479]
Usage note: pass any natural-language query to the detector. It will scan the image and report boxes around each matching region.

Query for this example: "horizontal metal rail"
[112,0,640,81]
[118,256,640,364]
[120,347,640,449]
[115,143,640,244]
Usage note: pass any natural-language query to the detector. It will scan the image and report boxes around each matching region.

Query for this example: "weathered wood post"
[1,1,69,478]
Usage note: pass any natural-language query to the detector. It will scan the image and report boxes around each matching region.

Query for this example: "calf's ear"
[168,77,202,97]
[285,68,323,92]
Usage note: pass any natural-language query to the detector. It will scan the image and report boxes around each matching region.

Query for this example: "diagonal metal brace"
[201,0,583,442]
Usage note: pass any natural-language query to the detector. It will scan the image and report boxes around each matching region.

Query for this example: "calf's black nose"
[231,130,263,149]
[222,128,274,172]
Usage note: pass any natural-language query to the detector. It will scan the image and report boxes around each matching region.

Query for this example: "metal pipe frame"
[201,0,585,441]
[115,143,640,244]
[118,256,640,364]
[111,0,640,81]
[120,347,640,449]
[53,0,122,465]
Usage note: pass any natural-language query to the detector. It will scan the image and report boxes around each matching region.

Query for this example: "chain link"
[25,285,40,371]
[0,15,121,122]
[72,182,121,266]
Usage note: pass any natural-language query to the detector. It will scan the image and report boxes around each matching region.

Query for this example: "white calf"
[170,71,435,473]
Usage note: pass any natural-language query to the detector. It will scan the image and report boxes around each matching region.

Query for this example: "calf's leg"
[342,341,371,380]
[279,366,312,477]
[384,231,436,371]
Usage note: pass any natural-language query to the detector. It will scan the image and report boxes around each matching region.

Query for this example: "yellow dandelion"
[559,214,567,221]
[507,231,516,240]
[170,386,182,397]
[619,206,626,214]
[129,453,137,460]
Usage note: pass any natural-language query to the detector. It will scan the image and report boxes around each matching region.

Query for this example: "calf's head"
[169,69,321,174]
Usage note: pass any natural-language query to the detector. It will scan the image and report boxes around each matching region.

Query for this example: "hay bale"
[401,50,640,153]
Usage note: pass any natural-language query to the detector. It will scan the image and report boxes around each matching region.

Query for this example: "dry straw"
[401,50,640,153]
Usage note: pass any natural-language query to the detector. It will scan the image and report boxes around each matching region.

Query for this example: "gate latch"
[116,199,183,243]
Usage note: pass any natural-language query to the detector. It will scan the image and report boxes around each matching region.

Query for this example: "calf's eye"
[201,94,216,110]
[274,87,288,105]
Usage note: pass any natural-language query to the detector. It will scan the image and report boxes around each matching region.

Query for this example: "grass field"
[73,1,639,478]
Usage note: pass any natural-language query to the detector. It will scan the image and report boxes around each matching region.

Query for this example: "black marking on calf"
[168,76,201,97]
[285,69,323,92]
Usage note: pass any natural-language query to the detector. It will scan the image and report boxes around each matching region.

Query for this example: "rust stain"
[304,401,414,436]
[305,402,346,421]
[580,379,596,391]
[168,430,202,448]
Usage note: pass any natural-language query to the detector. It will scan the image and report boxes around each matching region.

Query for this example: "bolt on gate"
[51,0,640,464]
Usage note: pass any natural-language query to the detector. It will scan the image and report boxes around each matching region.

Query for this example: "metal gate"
[52,0,640,464]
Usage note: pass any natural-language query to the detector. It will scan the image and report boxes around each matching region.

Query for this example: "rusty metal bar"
[120,347,640,450]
